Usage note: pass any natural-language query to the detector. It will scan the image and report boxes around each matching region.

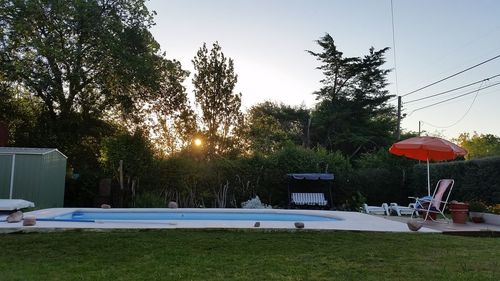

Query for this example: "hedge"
[81,142,500,209]
[124,145,352,208]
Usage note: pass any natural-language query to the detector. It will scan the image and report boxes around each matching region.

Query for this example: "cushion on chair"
[291,193,327,206]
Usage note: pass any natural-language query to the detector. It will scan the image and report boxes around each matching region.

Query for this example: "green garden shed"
[0,147,67,208]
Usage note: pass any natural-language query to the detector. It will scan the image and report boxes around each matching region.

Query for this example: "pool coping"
[0,208,440,233]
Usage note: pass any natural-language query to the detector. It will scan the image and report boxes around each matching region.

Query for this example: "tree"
[192,42,242,156]
[455,132,500,159]
[0,84,44,146]
[242,101,310,154]
[1,0,163,120]
[0,0,189,165]
[141,60,197,155]
[308,34,397,158]
[99,130,154,207]
[99,130,154,185]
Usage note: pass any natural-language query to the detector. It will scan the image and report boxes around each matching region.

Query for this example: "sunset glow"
[194,138,202,147]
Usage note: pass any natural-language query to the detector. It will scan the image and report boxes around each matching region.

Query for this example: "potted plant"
[448,200,469,224]
[468,201,487,223]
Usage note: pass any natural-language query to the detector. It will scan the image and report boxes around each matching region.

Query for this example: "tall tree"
[192,42,242,156]
[308,34,397,158]
[1,0,164,120]
[0,0,189,166]
[139,60,197,155]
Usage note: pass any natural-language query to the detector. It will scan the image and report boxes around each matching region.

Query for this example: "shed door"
[0,155,13,198]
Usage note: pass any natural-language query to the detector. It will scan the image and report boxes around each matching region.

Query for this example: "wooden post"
[119,160,124,207]
[119,160,124,190]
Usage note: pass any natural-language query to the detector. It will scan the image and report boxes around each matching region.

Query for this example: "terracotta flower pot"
[449,202,469,210]
[449,202,469,224]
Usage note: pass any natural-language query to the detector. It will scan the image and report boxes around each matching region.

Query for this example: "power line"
[408,80,500,114]
[390,0,399,96]
[420,81,484,129]
[405,73,500,104]
[393,53,500,101]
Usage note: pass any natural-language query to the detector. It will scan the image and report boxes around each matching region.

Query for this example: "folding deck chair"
[409,179,454,222]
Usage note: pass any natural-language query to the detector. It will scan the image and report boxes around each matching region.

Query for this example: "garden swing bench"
[287,173,334,209]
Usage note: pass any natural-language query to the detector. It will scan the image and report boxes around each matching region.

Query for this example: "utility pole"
[418,121,421,136]
[306,114,312,148]
[396,96,402,139]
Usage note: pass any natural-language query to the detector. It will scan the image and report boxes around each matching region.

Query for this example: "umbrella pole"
[427,158,431,196]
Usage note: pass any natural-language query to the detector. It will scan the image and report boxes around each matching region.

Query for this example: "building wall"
[0,150,66,208]
[12,155,42,202]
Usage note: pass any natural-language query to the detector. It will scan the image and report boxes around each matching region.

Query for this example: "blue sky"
[146,0,500,139]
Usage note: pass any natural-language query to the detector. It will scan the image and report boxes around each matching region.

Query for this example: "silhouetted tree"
[308,34,397,158]
[192,42,242,157]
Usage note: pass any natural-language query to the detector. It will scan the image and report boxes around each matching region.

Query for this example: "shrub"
[486,204,500,215]
[468,201,487,213]
[349,149,416,205]
[134,191,166,208]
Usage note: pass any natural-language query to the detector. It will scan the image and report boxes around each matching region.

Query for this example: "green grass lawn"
[0,230,499,281]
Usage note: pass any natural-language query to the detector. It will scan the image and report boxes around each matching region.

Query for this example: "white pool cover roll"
[0,199,35,211]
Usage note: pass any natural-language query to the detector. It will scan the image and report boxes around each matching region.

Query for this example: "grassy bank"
[0,230,499,281]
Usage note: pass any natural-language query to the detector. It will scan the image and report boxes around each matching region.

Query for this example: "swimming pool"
[40,210,338,222]
[1,208,440,232]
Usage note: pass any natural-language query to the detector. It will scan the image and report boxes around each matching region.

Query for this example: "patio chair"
[362,203,389,216]
[409,179,454,222]
[389,203,418,216]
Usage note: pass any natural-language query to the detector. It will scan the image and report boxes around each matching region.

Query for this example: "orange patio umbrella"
[389,136,467,195]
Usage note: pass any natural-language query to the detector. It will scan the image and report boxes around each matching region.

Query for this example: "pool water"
[42,211,338,222]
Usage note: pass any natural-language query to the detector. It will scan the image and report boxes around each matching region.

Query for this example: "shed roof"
[287,173,334,180]
[0,147,67,158]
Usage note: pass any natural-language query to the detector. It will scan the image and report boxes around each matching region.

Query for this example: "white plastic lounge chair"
[362,203,389,216]
[0,199,35,211]
[389,203,418,216]
[409,179,454,222]
[291,193,328,206]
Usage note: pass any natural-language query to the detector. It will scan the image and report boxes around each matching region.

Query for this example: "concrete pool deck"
[0,208,439,233]
[383,215,500,234]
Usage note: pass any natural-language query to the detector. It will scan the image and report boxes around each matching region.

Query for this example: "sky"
[146,0,500,139]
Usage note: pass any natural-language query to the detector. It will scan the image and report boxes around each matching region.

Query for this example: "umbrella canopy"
[389,136,467,161]
[389,136,467,195]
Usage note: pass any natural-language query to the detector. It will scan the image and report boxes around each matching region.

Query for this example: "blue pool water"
[42,211,338,222]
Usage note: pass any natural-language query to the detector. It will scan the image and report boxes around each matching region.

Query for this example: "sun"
[194,138,202,147]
